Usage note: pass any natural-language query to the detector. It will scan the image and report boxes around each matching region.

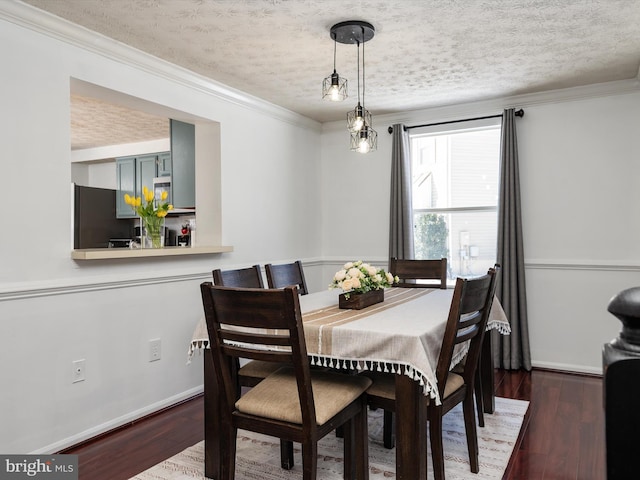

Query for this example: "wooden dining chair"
[212,264,295,469]
[389,257,448,288]
[212,264,264,289]
[377,257,447,447]
[200,284,371,480]
[265,260,309,295]
[365,266,498,480]
[212,265,279,387]
[452,264,501,428]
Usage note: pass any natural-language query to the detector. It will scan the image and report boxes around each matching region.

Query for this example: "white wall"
[320,122,393,262]
[516,93,640,372]
[0,4,322,453]
[320,88,640,375]
[4,0,640,456]
[71,161,117,189]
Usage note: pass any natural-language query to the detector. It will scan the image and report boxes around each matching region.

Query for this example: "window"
[410,119,501,280]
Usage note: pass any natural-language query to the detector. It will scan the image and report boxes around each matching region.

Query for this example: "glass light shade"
[347,103,372,132]
[350,125,378,153]
[322,72,347,101]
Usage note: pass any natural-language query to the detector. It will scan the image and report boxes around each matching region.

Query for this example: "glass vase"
[140,216,165,249]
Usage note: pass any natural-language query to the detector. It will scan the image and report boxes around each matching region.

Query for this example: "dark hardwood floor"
[60,398,204,480]
[62,369,605,480]
[499,369,605,480]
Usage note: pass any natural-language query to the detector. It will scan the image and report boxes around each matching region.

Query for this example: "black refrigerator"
[74,184,132,249]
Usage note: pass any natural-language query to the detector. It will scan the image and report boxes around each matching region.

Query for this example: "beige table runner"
[302,288,432,357]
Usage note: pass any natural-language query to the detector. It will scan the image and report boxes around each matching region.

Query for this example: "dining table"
[188,286,511,480]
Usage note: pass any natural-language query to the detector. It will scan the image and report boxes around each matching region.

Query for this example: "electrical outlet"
[72,359,85,383]
[149,338,161,362]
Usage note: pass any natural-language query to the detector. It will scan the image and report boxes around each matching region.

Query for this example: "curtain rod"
[387,108,524,134]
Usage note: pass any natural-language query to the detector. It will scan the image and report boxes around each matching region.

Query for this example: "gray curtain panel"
[389,124,414,266]
[492,108,532,370]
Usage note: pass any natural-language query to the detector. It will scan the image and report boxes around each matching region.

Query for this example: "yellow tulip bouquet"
[124,186,173,248]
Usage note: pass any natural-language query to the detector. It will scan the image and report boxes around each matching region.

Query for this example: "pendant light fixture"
[326,20,377,153]
[350,124,378,154]
[348,31,377,153]
[346,40,371,133]
[322,35,348,101]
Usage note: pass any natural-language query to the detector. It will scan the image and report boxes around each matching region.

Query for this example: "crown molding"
[321,76,640,133]
[1,1,321,132]
[502,77,640,108]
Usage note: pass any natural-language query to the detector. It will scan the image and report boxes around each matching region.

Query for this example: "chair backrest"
[389,257,447,289]
[265,260,308,295]
[212,265,264,288]
[200,283,316,427]
[435,265,499,398]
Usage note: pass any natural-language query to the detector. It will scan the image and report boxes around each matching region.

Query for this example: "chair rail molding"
[0,271,211,302]
[0,258,326,301]
[525,259,640,272]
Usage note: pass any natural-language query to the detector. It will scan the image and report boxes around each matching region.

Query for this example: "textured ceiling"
[21,0,640,149]
[70,95,170,150]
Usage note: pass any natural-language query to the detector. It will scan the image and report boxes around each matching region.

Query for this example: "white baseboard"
[532,360,602,376]
[32,386,204,454]
[31,361,599,454]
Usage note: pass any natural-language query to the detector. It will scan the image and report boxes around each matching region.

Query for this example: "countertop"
[71,245,233,260]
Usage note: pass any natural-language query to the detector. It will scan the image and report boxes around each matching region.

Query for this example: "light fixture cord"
[356,40,361,104]
[333,36,337,72]
[361,26,365,110]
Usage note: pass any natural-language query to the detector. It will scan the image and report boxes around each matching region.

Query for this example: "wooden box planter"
[338,288,384,310]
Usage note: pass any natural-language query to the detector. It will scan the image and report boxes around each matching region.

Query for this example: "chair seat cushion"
[364,372,465,402]
[238,360,285,380]
[236,367,372,425]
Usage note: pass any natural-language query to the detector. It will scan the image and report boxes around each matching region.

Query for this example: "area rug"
[132,397,528,480]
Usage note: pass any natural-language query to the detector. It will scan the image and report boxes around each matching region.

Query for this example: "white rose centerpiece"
[330,260,398,300]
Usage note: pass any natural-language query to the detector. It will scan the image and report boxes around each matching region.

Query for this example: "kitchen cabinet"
[157,151,172,177]
[116,152,171,218]
[136,154,158,196]
[170,120,195,209]
[115,120,194,218]
[116,157,136,218]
